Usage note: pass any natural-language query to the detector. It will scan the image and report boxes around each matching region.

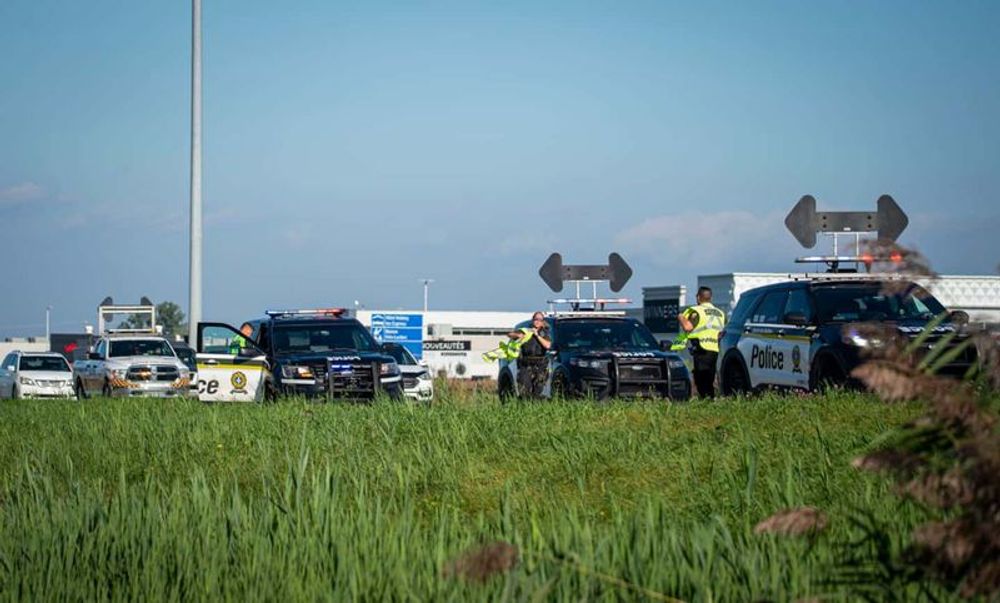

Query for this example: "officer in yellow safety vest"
[228,323,254,356]
[482,311,551,398]
[674,287,726,398]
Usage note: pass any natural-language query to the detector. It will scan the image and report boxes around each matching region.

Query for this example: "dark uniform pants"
[691,349,718,399]
[517,358,548,399]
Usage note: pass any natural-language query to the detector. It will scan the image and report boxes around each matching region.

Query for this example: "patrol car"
[496,303,691,401]
[197,309,402,401]
[717,276,978,394]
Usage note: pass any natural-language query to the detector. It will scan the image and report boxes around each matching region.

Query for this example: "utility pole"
[188,0,203,345]
[45,305,52,349]
[420,279,434,313]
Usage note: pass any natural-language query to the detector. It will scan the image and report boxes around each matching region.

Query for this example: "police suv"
[238,309,402,399]
[497,308,691,401]
[717,276,978,394]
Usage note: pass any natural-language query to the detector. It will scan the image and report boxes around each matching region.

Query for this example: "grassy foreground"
[0,391,928,601]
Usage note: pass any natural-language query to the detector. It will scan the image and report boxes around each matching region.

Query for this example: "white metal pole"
[45,305,51,348]
[188,0,203,345]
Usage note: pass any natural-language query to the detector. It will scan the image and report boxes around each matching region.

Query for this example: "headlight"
[668,359,687,370]
[19,376,36,386]
[417,371,432,382]
[110,368,128,379]
[178,368,191,379]
[281,365,314,379]
[380,361,400,376]
[570,358,608,370]
[843,331,883,348]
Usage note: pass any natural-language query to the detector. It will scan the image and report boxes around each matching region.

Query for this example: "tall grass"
[0,393,933,600]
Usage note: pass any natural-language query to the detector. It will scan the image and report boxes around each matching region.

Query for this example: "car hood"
[106,356,185,368]
[276,352,394,365]
[570,350,672,360]
[20,370,74,381]
[398,365,428,376]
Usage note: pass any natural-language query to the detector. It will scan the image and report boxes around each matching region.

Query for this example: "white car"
[381,343,433,402]
[0,351,76,399]
[73,336,192,398]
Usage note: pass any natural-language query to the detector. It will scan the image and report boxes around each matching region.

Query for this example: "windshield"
[383,345,418,366]
[19,356,71,372]
[555,320,659,351]
[273,323,379,355]
[814,285,947,323]
[109,340,176,358]
[173,347,198,371]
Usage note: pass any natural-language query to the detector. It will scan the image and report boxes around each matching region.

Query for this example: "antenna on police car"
[784,194,909,273]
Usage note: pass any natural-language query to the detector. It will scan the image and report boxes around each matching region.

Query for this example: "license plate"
[330,364,353,375]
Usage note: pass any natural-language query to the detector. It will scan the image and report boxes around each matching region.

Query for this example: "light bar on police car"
[546,298,632,305]
[265,308,347,317]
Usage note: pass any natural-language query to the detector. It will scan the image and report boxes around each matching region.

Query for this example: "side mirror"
[4,365,14,372]
[783,312,809,326]
[659,340,673,352]
[949,310,970,325]
[418,359,428,367]
[87,352,102,360]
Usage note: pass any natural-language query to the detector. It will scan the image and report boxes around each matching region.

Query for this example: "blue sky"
[1,1,998,336]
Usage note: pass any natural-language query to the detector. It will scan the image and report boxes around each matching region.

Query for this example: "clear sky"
[1,0,998,336]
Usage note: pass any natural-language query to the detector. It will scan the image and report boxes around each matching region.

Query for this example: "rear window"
[19,356,71,372]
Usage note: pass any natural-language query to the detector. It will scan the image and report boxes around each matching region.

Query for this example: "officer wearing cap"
[508,311,551,398]
[677,287,726,398]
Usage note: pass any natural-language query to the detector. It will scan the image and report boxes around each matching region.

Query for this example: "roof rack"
[265,308,348,318]
[547,297,632,313]
[788,272,911,282]
[98,302,159,336]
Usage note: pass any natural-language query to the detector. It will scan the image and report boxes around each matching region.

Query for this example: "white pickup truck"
[73,335,193,398]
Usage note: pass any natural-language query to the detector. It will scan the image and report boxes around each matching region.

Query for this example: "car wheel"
[551,370,570,400]
[810,356,846,393]
[102,380,113,398]
[721,356,752,397]
[498,372,515,403]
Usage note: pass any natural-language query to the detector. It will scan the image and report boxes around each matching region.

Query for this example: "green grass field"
[0,390,934,601]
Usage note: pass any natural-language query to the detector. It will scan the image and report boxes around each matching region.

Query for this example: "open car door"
[196,323,270,402]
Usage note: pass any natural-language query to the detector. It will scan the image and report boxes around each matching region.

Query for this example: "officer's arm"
[534,332,551,350]
[507,330,523,339]
[678,310,695,333]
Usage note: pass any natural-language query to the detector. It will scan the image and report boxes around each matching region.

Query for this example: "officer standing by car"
[228,322,254,355]
[676,287,726,398]
[508,311,551,398]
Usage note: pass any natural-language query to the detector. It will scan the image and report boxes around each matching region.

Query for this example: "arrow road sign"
[784,194,909,248]
[538,252,634,292]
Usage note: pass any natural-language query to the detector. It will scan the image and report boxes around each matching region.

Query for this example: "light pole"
[420,279,434,313]
[188,0,203,345]
[45,305,52,348]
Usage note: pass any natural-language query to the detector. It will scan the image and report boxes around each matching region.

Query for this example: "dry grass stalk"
[442,541,519,583]
[754,507,829,536]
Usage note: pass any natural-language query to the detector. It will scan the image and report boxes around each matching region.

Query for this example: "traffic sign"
[371,313,424,359]
[538,252,634,292]
[784,194,909,248]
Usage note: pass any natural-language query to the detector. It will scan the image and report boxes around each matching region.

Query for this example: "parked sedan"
[381,343,433,402]
[0,351,76,399]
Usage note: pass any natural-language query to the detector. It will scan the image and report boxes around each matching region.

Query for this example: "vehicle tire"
[497,372,515,403]
[102,380,113,398]
[75,379,88,400]
[551,370,570,400]
[721,356,752,397]
[810,355,846,393]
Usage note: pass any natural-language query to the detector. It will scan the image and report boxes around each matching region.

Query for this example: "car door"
[83,340,106,394]
[780,287,815,389]
[739,289,797,388]
[196,323,269,402]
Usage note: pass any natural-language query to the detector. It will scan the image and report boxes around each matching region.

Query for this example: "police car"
[199,309,403,400]
[717,276,978,394]
[497,301,691,401]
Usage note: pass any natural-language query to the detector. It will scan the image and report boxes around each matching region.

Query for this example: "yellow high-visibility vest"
[671,302,725,353]
[483,328,535,362]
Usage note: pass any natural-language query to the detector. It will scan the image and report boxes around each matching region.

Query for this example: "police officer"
[678,287,726,398]
[508,311,551,398]
[228,323,254,355]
